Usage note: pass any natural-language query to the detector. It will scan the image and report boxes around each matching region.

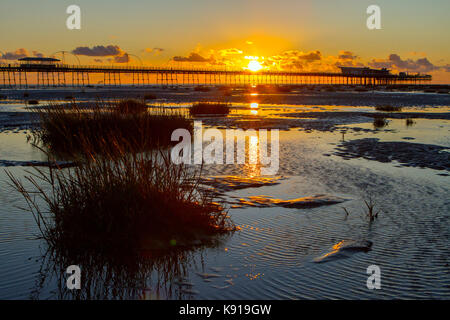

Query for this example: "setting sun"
[247,60,263,72]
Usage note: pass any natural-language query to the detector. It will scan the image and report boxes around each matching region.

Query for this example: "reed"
[190,102,230,116]
[373,116,388,128]
[6,146,235,254]
[29,99,192,157]
[375,105,402,112]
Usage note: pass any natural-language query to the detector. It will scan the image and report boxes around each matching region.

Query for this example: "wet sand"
[0,88,449,299]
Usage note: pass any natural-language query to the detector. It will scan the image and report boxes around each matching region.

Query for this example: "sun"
[247,60,263,72]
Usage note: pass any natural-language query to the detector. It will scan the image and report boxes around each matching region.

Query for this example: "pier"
[0,60,432,88]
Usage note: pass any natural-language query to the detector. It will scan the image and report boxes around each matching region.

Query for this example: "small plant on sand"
[375,105,402,112]
[7,146,235,254]
[190,102,231,116]
[363,193,380,222]
[340,193,381,222]
[373,116,388,129]
[28,100,192,157]
[405,118,415,126]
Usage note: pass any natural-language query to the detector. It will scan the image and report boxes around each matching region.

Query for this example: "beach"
[0,87,449,299]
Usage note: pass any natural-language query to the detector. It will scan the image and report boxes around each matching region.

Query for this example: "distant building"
[339,67,390,76]
[18,57,60,69]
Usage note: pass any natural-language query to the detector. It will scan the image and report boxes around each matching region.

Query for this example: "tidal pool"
[0,98,449,299]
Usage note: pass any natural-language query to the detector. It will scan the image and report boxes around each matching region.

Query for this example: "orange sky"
[1,0,449,83]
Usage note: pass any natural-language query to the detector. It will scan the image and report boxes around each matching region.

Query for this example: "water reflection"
[32,236,228,300]
[242,134,261,178]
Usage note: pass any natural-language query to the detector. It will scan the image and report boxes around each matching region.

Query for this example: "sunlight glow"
[247,60,263,72]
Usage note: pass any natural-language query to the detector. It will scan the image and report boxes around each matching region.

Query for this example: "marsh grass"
[406,118,415,126]
[8,98,234,255]
[29,99,192,157]
[373,116,388,128]
[6,147,235,254]
[190,102,231,116]
[375,105,402,112]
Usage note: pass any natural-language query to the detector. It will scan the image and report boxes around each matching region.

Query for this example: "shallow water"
[0,98,449,299]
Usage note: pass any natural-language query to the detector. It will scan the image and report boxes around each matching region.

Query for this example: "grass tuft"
[375,105,402,112]
[373,116,388,128]
[7,147,235,254]
[28,100,192,157]
[190,102,231,116]
[405,118,415,126]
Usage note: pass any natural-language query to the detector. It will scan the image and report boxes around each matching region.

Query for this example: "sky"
[1,0,449,82]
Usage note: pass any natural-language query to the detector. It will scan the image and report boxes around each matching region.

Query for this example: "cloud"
[369,54,438,72]
[338,50,357,60]
[113,53,130,63]
[264,50,322,70]
[72,45,124,57]
[32,51,45,58]
[145,47,164,55]
[172,52,212,62]
[0,48,29,60]
[218,48,243,56]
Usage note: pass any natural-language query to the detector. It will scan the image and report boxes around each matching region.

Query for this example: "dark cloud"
[172,52,211,62]
[369,54,438,72]
[338,50,357,60]
[0,48,29,60]
[113,53,130,63]
[72,45,123,57]
[32,51,45,58]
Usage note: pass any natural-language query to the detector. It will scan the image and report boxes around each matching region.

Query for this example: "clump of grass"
[27,99,39,105]
[405,118,415,126]
[373,116,388,128]
[143,93,157,100]
[375,105,402,112]
[190,102,231,116]
[363,194,380,222]
[116,99,147,114]
[194,86,211,92]
[29,100,192,157]
[7,147,235,254]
